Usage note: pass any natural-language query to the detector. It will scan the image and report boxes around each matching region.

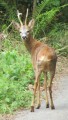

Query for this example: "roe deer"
[15,9,57,112]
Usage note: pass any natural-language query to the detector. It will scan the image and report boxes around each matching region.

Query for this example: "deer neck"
[24,35,36,53]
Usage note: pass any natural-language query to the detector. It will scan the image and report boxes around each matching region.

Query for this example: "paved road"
[14,76,68,120]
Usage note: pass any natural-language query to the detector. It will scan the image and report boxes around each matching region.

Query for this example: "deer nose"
[22,36,26,39]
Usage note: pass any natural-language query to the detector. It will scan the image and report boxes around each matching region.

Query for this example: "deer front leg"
[31,80,38,112]
[31,70,41,112]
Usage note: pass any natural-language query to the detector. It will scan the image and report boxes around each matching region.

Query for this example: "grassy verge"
[0,50,34,113]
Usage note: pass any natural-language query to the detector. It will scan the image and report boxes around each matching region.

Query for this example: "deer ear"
[28,19,35,29]
[12,21,20,31]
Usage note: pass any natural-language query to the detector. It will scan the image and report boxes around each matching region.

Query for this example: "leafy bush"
[47,23,68,56]
[33,0,68,39]
[0,50,34,113]
[0,0,17,31]
[34,8,59,38]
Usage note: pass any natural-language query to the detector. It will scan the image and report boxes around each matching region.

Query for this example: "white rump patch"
[37,56,50,66]
[40,56,50,62]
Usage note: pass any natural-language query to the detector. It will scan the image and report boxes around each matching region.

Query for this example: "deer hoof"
[31,106,34,112]
[46,104,49,108]
[51,106,55,109]
[36,104,41,109]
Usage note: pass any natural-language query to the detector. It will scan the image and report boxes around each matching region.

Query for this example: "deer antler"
[25,8,29,25]
[17,10,23,26]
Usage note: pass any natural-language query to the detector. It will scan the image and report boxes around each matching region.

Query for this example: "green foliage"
[33,0,50,18]
[34,8,59,37]
[0,50,34,113]
[0,0,17,31]
[33,0,68,39]
[33,0,60,18]
[47,23,68,56]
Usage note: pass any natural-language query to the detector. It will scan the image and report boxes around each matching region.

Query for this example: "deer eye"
[27,30,29,33]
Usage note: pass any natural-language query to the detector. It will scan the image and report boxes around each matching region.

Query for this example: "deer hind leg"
[36,79,41,109]
[44,72,49,108]
[31,70,41,112]
[48,71,55,109]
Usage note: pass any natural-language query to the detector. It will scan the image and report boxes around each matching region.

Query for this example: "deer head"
[17,9,35,40]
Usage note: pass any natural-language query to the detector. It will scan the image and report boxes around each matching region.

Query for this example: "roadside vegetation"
[0,49,33,113]
[0,0,68,113]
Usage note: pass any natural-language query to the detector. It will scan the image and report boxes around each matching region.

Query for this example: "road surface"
[13,76,68,120]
